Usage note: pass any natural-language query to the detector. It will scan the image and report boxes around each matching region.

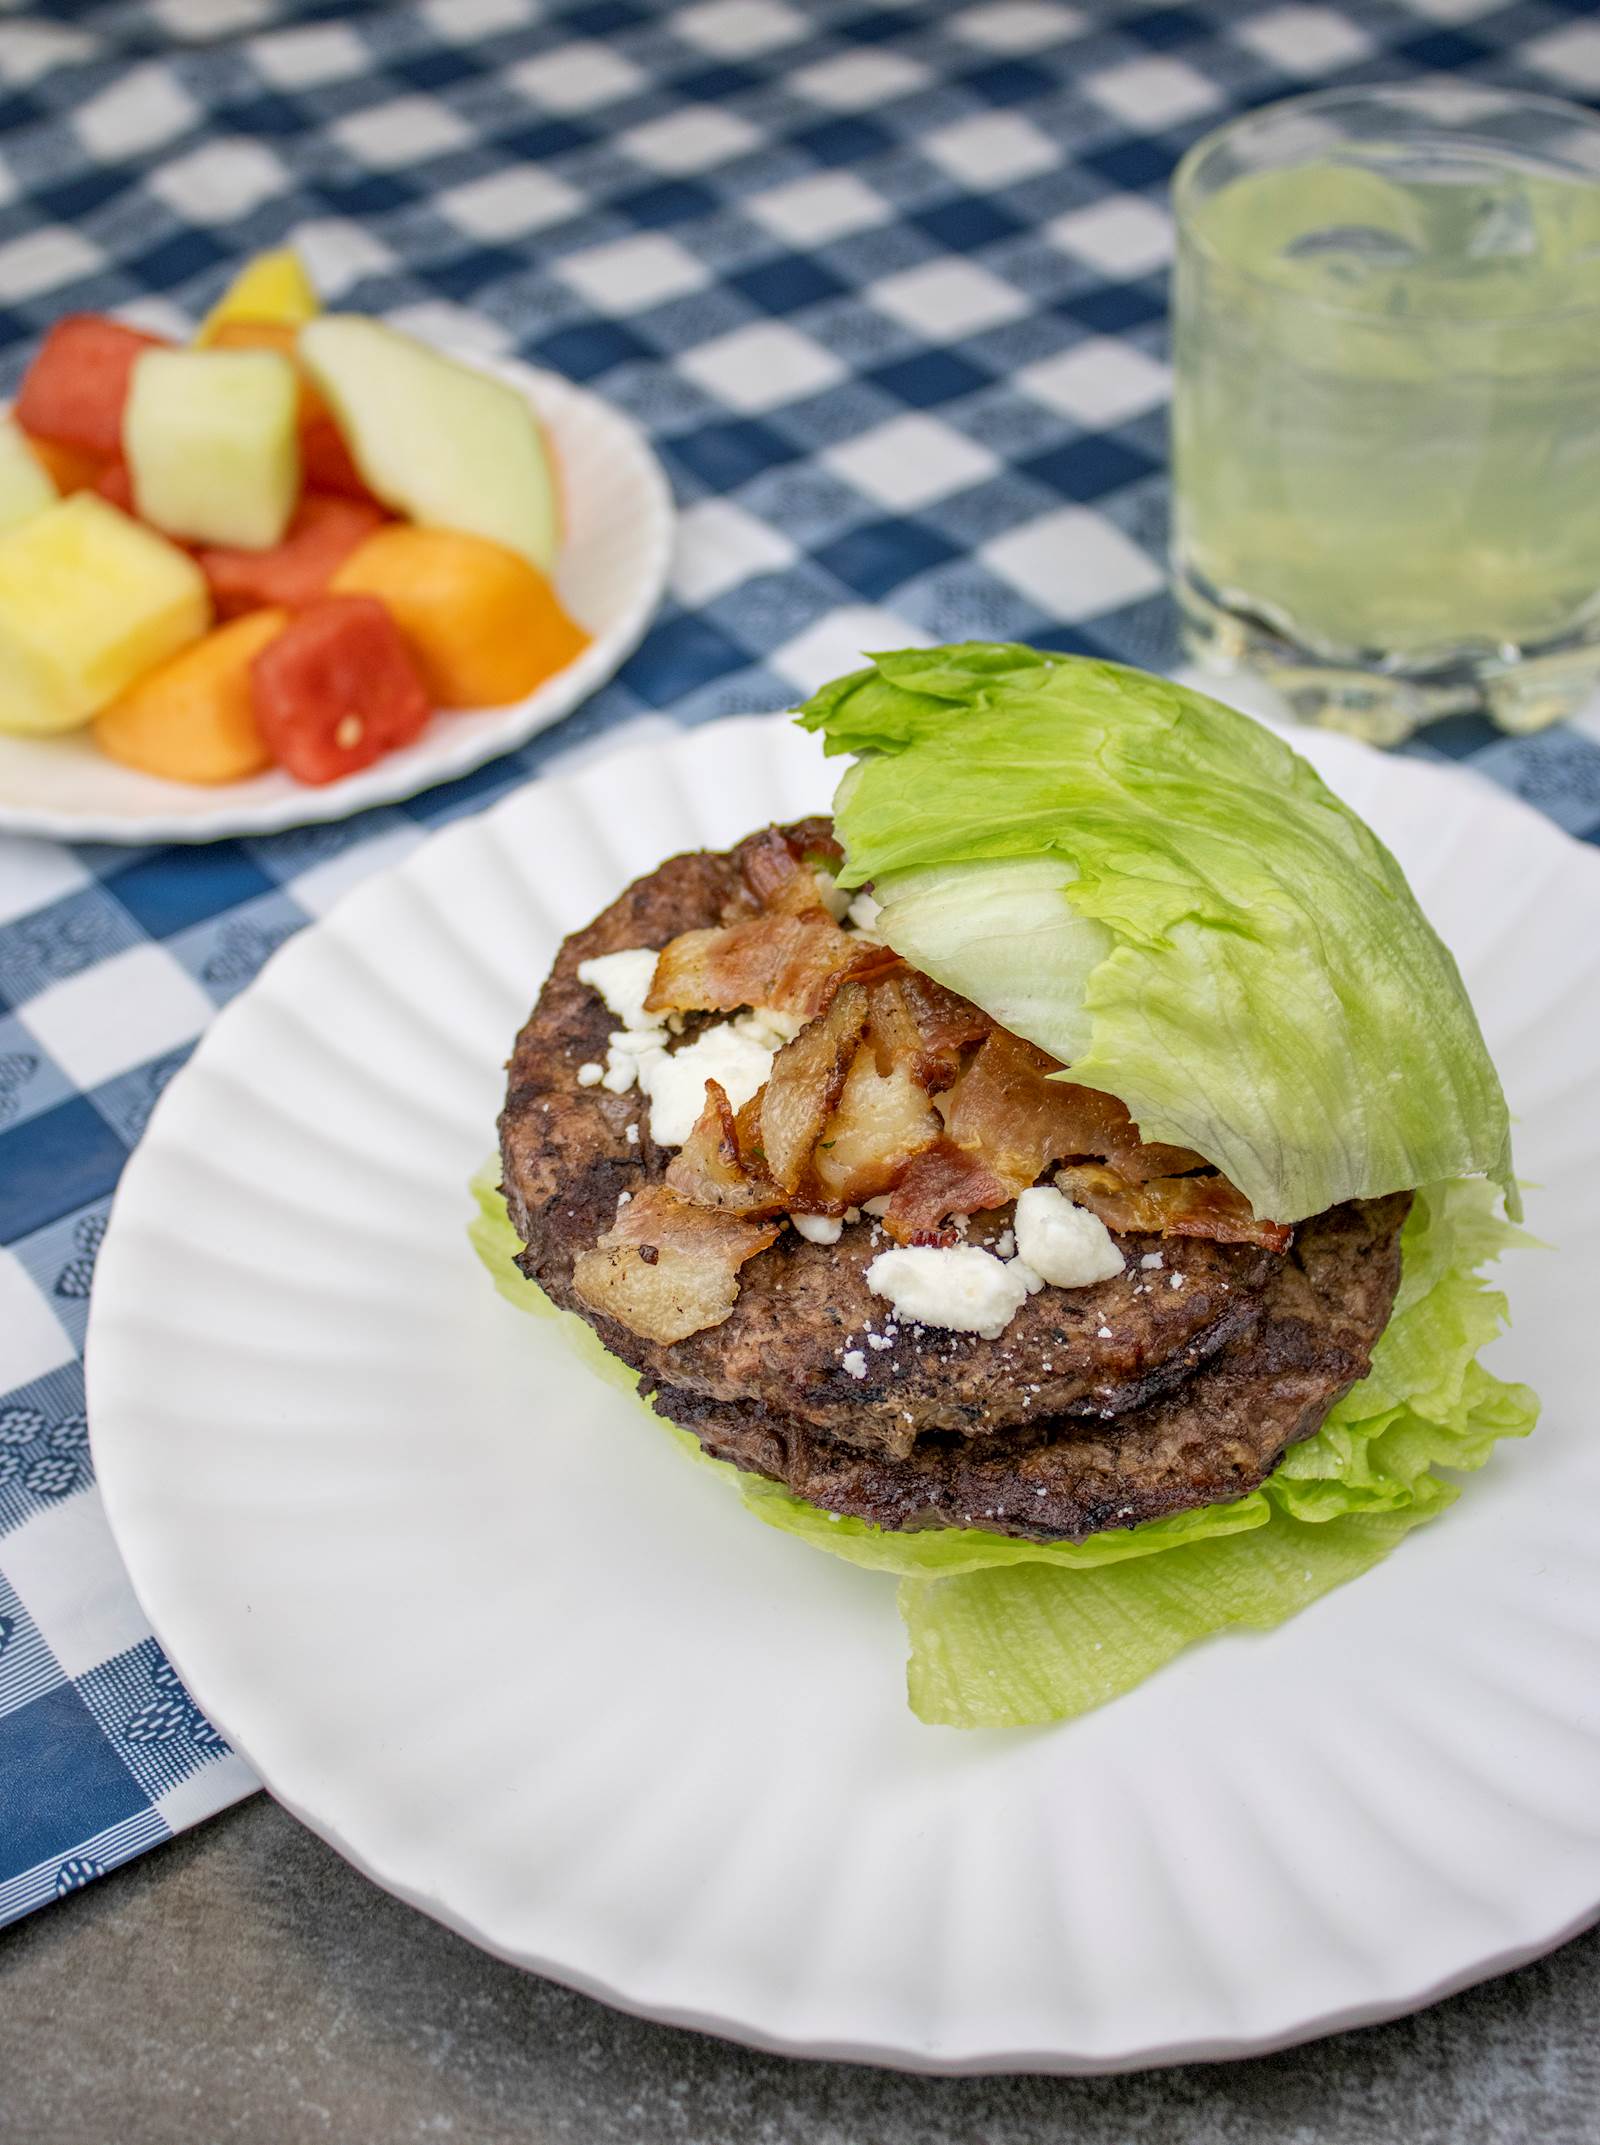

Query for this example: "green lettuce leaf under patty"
[797,646,1516,1225]
[471,1167,1536,1729]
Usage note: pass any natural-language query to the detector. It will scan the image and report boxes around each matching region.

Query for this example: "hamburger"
[480,647,1535,1727]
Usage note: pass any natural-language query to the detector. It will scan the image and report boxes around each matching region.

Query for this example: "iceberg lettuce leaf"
[798,647,1515,1225]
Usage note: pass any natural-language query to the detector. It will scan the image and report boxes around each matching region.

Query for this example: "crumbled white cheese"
[625,1123,639,1145]
[793,1213,843,1245]
[1140,1251,1164,1270]
[846,890,882,936]
[577,948,664,1035]
[640,1018,777,1147]
[841,1349,868,1380]
[1013,1186,1125,1289]
[865,1245,1036,1341]
[861,1194,893,1217]
[993,1227,1016,1260]
[1169,1272,1185,1289]
[577,945,798,1146]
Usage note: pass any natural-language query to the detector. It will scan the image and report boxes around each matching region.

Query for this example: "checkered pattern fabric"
[3,0,1600,1928]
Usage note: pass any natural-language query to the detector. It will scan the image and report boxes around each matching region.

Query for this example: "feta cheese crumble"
[793,1212,844,1245]
[846,889,883,937]
[576,943,795,1147]
[1140,1251,1164,1270]
[865,1245,1036,1341]
[1013,1185,1124,1289]
[576,948,663,1035]
[841,1349,867,1380]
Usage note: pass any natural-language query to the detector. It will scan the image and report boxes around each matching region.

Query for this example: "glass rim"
[1171,81,1600,327]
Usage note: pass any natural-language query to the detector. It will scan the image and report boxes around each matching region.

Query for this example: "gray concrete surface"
[2,1794,1596,2144]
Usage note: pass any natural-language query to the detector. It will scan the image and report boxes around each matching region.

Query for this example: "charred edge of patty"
[641,1193,1410,1544]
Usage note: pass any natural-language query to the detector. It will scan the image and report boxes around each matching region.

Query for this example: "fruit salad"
[0,249,589,787]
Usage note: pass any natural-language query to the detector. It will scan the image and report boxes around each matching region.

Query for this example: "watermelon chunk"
[198,493,388,618]
[14,315,170,457]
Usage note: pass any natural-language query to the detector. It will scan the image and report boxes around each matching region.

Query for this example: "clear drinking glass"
[1170,86,1600,743]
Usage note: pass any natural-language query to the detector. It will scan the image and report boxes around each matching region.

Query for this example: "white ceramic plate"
[88,716,1600,2072]
[0,358,672,845]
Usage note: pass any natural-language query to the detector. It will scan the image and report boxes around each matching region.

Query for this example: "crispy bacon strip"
[1056,1163,1293,1253]
[645,913,896,1022]
[736,824,844,917]
[666,1080,785,1218]
[572,1185,780,1343]
[866,972,990,1092]
[884,1033,1214,1244]
[813,1046,944,1206]
[759,982,870,1191]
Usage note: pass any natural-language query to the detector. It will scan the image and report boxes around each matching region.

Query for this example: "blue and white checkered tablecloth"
[3,0,1600,1929]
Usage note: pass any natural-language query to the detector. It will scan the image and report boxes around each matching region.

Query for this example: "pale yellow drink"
[1171,94,1600,728]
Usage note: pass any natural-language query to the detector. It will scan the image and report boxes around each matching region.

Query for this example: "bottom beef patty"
[499,829,1410,1544]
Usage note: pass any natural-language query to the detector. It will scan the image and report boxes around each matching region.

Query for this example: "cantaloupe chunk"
[95,608,286,783]
[124,348,301,550]
[0,418,56,534]
[195,248,320,347]
[299,317,558,570]
[0,494,211,734]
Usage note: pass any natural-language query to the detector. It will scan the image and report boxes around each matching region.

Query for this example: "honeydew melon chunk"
[125,348,301,549]
[196,247,320,346]
[299,317,558,571]
[0,417,56,533]
[0,493,210,734]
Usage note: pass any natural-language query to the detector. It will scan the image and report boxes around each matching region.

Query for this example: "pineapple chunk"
[195,247,319,346]
[125,348,301,549]
[0,494,210,734]
[0,417,56,534]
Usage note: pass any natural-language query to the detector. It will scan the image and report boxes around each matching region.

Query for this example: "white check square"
[747,172,889,247]
[825,413,998,511]
[512,43,644,112]
[20,944,214,1093]
[680,322,845,413]
[249,23,367,85]
[1,1489,151,1679]
[951,2,1083,51]
[0,1252,75,1394]
[0,228,102,303]
[152,0,270,35]
[421,0,532,37]
[924,113,1058,190]
[1526,25,1600,90]
[676,0,806,55]
[557,233,709,314]
[384,301,511,354]
[773,606,929,695]
[671,498,798,606]
[334,96,472,171]
[149,141,285,226]
[1017,338,1170,427]
[77,65,197,160]
[1049,197,1173,277]
[1085,56,1219,129]
[621,106,761,175]
[984,507,1162,618]
[0,22,97,84]
[441,167,581,238]
[1236,6,1372,73]
[289,218,396,297]
[0,847,91,930]
[792,51,929,111]
[871,259,1027,340]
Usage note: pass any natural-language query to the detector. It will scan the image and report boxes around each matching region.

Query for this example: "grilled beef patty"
[498,828,1408,1541]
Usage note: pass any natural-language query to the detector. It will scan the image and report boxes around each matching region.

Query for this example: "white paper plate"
[87,715,1600,2072]
[0,358,672,845]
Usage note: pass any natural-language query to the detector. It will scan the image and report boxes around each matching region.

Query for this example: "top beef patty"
[499,825,1410,1529]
